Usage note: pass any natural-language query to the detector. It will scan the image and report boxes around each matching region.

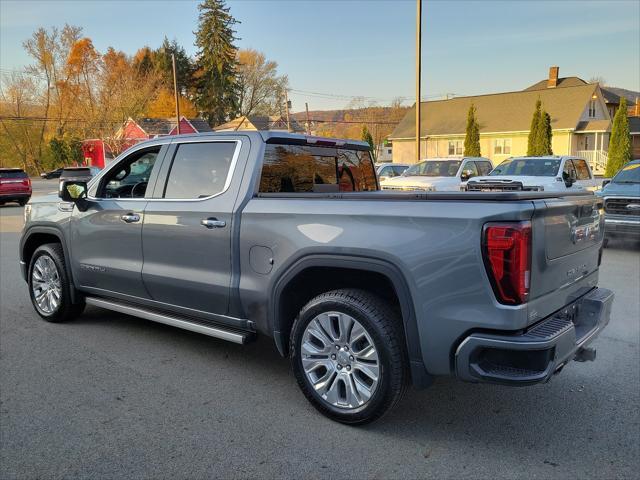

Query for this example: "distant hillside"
[291,106,409,124]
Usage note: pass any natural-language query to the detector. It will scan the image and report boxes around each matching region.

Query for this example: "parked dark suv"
[0,168,31,206]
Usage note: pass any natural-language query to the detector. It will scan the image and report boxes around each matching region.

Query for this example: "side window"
[164,142,236,199]
[477,161,492,176]
[462,161,479,179]
[259,145,376,193]
[563,160,577,180]
[379,166,393,177]
[392,166,407,175]
[572,159,591,180]
[100,147,161,198]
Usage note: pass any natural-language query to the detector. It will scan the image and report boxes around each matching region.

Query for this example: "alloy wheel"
[31,255,62,315]
[301,311,380,410]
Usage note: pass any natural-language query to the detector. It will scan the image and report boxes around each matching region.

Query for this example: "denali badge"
[79,263,106,273]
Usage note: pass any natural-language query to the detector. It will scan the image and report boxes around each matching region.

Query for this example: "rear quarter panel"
[239,196,537,375]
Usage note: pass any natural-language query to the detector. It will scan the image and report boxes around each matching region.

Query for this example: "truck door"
[69,144,168,298]
[140,139,244,316]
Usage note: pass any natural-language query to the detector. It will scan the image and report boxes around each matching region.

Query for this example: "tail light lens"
[482,221,531,305]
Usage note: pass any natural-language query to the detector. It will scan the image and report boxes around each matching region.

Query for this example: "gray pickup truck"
[20,132,614,424]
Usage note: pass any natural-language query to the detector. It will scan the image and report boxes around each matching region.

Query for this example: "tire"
[18,198,29,206]
[290,289,408,425]
[28,243,85,322]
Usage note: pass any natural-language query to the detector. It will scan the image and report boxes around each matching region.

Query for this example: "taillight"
[482,221,531,305]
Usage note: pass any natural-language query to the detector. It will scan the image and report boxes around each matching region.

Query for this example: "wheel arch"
[269,254,432,388]
[20,226,81,304]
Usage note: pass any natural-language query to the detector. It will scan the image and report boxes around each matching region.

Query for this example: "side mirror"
[59,179,88,203]
[460,170,472,182]
[602,179,611,188]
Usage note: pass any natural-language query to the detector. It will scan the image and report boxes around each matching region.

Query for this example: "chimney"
[548,66,559,88]
[635,97,640,116]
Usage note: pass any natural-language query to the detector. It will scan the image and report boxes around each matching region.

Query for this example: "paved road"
[1,195,638,479]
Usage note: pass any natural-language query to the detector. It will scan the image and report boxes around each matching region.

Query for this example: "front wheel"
[290,289,408,425]
[28,243,84,322]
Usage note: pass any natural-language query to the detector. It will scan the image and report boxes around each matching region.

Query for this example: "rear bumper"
[0,192,30,200]
[455,287,614,385]
[605,217,640,236]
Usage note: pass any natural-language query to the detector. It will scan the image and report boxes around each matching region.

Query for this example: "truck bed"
[256,190,596,201]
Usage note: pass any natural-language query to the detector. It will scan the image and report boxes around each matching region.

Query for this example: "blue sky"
[1,0,638,112]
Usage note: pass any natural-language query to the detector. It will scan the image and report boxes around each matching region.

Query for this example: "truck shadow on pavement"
[70,303,627,466]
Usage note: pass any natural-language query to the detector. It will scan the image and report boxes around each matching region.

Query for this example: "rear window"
[259,144,377,193]
[0,169,27,179]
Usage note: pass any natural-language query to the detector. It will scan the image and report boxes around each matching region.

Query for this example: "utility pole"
[284,89,292,132]
[415,0,422,164]
[305,102,311,135]
[172,53,181,135]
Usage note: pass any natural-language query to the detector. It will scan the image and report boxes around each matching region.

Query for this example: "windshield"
[489,158,561,177]
[404,160,461,177]
[612,163,640,184]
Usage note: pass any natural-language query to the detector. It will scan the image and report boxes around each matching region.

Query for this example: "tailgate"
[527,193,604,322]
[0,179,29,193]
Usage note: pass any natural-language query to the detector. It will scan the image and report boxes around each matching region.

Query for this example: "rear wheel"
[28,243,84,322]
[18,198,29,206]
[290,289,408,425]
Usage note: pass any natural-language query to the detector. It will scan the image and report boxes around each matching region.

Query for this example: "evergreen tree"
[361,125,375,159]
[193,0,240,125]
[605,97,632,177]
[464,104,481,156]
[153,37,193,92]
[535,110,553,155]
[527,99,542,156]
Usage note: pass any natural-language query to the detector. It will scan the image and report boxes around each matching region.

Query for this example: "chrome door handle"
[120,213,141,223]
[201,218,226,229]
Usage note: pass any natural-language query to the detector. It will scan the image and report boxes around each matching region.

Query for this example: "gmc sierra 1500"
[20,131,613,424]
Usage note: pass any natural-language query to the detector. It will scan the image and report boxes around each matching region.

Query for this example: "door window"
[477,161,493,176]
[572,159,591,180]
[99,148,160,198]
[379,166,394,177]
[563,160,577,180]
[461,161,479,179]
[163,142,237,199]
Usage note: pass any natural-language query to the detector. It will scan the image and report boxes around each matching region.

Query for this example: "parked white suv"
[467,156,600,192]
[380,157,493,192]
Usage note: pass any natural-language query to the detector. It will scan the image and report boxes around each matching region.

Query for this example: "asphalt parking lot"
[1,181,638,479]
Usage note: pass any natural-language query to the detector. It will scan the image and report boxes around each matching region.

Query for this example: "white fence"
[576,150,608,175]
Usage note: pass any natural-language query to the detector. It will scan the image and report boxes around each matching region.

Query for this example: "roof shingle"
[389,84,601,139]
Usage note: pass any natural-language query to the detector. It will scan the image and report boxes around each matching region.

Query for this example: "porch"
[575,150,608,176]
[574,129,609,176]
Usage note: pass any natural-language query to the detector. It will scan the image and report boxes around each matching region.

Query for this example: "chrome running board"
[85,297,249,344]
